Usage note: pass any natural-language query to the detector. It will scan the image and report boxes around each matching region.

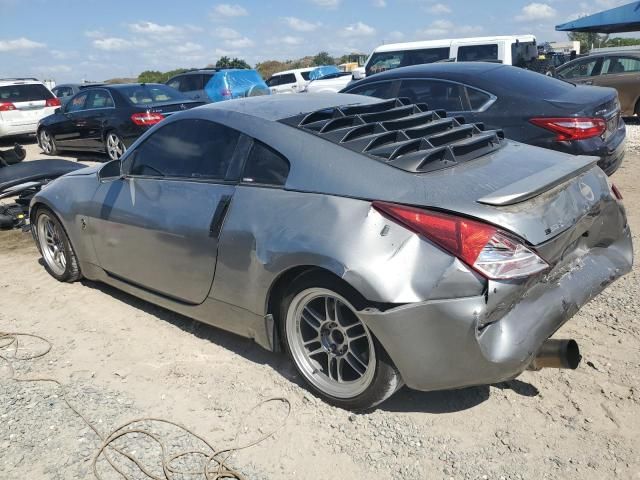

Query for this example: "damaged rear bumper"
[359,226,633,392]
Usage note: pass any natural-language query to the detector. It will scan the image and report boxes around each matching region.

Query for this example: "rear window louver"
[280,98,504,173]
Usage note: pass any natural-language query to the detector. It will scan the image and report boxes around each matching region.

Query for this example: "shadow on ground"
[78,277,540,414]
[0,135,107,163]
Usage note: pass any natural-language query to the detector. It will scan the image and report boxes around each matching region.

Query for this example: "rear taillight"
[529,117,606,141]
[130,112,165,126]
[611,183,623,200]
[0,102,16,111]
[221,88,232,98]
[372,201,549,280]
[45,98,61,107]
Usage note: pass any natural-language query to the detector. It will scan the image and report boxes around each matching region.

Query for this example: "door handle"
[209,195,232,238]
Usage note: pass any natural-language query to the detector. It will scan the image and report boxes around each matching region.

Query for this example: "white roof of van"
[272,67,316,76]
[373,35,536,53]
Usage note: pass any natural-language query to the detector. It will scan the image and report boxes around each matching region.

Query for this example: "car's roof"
[372,35,536,53]
[0,78,45,87]
[273,67,316,76]
[105,83,169,89]
[201,92,381,121]
[351,62,505,85]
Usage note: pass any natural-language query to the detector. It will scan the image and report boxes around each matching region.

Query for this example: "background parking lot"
[1,128,639,479]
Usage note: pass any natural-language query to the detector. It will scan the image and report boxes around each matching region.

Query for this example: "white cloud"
[311,0,340,8]
[225,36,254,48]
[385,31,405,42]
[128,21,180,35]
[171,42,204,54]
[418,20,483,37]
[0,37,46,52]
[40,64,72,74]
[211,3,248,17]
[282,16,321,32]
[341,22,376,37]
[84,30,105,39]
[281,35,303,46]
[426,3,451,14]
[92,37,133,51]
[215,27,242,39]
[516,3,557,22]
[373,0,386,7]
[50,50,77,60]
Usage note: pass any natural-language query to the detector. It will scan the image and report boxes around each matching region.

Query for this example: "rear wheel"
[105,131,126,161]
[279,271,402,410]
[34,208,81,282]
[39,129,58,155]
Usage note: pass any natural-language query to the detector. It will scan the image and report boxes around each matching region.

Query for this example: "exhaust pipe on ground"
[528,339,582,370]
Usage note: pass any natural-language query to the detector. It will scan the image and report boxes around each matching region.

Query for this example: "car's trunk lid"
[135,100,204,117]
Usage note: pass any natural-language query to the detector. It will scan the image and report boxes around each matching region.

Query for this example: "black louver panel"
[281,98,504,173]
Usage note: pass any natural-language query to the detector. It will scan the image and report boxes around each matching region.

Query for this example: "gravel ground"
[1,128,639,480]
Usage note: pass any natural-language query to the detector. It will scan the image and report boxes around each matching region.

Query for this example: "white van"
[359,35,537,78]
[266,68,315,94]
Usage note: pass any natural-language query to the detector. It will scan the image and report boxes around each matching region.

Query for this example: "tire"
[104,131,126,161]
[635,99,640,117]
[34,207,82,282]
[279,270,402,411]
[39,128,59,156]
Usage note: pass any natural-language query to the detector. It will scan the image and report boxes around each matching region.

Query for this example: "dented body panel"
[30,93,633,392]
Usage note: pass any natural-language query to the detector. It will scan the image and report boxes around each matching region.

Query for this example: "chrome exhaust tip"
[528,339,581,370]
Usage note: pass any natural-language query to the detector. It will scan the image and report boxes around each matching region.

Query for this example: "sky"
[0,0,633,83]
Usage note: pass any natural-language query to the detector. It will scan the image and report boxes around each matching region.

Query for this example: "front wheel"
[39,128,58,155]
[280,271,402,410]
[34,208,82,282]
[105,131,126,161]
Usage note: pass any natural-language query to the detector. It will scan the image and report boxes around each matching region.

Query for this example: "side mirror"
[98,159,122,181]
[352,69,365,80]
[54,107,62,114]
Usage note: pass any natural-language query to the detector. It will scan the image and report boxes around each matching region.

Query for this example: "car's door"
[78,89,116,149]
[89,118,243,304]
[556,56,603,85]
[49,91,89,148]
[595,56,640,116]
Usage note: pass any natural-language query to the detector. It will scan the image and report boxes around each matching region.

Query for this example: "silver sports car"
[31,94,633,410]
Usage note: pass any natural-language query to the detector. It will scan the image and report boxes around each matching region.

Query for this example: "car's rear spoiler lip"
[477,156,599,206]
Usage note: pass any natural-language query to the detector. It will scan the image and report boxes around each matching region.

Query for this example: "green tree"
[312,51,335,66]
[215,57,251,69]
[567,31,609,53]
[604,37,640,47]
[137,70,164,83]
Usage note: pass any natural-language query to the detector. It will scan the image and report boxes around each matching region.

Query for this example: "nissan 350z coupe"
[30,94,633,410]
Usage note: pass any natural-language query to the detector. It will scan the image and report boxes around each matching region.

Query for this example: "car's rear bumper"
[0,121,38,138]
[359,225,633,391]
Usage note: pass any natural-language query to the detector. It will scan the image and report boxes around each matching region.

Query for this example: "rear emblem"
[579,182,595,202]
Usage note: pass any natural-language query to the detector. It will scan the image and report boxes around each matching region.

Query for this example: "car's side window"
[466,87,492,110]
[66,92,89,113]
[180,74,202,91]
[55,87,73,98]
[86,90,114,109]
[242,141,290,186]
[398,79,468,112]
[346,81,397,99]
[603,56,640,75]
[129,119,240,180]
[558,58,601,79]
[167,76,183,91]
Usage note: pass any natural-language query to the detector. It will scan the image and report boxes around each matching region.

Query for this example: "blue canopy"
[556,1,640,33]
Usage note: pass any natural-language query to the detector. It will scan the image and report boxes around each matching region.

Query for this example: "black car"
[342,62,626,175]
[37,83,203,161]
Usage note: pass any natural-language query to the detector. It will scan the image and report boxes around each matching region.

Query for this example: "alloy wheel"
[37,213,67,276]
[286,288,376,399]
[106,132,125,160]
[40,130,53,154]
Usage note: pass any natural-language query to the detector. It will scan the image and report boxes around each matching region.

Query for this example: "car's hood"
[63,164,100,176]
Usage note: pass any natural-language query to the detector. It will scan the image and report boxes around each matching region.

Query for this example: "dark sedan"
[37,83,203,161]
[342,63,626,175]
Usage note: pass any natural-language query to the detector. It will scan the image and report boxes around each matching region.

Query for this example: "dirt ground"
[1,131,639,480]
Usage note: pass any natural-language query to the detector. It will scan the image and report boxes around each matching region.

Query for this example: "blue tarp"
[205,70,269,102]
[309,66,340,80]
[556,1,640,33]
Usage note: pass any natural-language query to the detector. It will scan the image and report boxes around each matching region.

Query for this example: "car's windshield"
[366,47,451,76]
[0,84,54,102]
[120,84,188,105]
